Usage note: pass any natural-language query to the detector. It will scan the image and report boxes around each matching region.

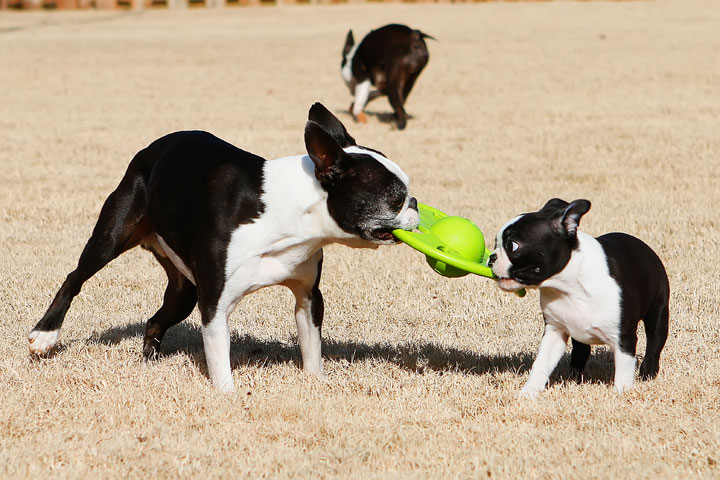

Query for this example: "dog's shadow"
[335,108,415,127]
[87,322,618,385]
[89,322,537,377]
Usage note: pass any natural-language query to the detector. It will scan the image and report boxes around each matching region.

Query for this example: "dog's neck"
[538,232,610,298]
[261,154,367,248]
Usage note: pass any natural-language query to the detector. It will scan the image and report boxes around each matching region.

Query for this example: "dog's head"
[340,30,357,94]
[488,198,591,291]
[304,102,419,245]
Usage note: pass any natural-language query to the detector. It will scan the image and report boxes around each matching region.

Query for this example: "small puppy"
[489,199,669,398]
[29,103,419,392]
[341,24,434,130]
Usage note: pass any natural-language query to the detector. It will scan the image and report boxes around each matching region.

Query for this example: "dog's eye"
[390,195,405,212]
[511,241,520,252]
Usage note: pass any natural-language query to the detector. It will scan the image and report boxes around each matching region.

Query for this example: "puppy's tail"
[418,31,437,42]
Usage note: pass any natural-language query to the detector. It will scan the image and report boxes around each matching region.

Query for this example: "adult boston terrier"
[341,24,434,130]
[488,199,669,398]
[29,103,420,392]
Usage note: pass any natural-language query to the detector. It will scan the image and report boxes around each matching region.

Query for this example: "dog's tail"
[418,31,437,42]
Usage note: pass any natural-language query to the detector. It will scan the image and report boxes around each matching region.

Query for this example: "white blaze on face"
[344,146,410,187]
[491,215,523,281]
[343,145,419,232]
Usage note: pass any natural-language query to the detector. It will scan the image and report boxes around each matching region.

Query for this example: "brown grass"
[1,1,719,478]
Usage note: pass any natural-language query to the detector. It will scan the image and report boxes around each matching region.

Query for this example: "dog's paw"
[613,382,634,395]
[518,385,542,400]
[355,112,368,124]
[28,330,59,356]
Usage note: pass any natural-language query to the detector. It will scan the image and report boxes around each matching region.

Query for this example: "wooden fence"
[1,0,476,9]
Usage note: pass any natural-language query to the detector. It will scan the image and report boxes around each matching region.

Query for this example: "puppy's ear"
[307,102,356,148]
[540,198,570,214]
[552,199,591,238]
[305,120,350,186]
[344,30,354,56]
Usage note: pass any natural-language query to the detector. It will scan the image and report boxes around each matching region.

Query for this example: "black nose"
[487,253,497,268]
[409,197,418,210]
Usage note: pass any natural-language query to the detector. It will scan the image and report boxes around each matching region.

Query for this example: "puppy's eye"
[511,241,520,252]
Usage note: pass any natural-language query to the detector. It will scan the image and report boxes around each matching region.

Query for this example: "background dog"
[341,24,434,130]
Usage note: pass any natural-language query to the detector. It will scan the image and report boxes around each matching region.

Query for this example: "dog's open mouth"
[371,227,399,242]
[495,276,525,292]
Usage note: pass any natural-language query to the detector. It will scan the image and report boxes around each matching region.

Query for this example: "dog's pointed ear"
[551,199,591,238]
[540,198,570,214]
[307,102,356,148]
[343,30,354,56]
[305,120,350,186]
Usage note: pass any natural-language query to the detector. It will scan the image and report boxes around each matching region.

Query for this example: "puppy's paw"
[518,385,542,400]
[355,112,368,124]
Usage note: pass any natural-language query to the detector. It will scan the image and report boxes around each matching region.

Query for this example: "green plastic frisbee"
[393,203,526,296]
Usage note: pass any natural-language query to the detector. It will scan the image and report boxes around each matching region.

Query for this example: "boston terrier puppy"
[488,199,669,398]
[341,24,434,130]
[28,103,419,392]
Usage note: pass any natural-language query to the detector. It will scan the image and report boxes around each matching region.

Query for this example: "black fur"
[343,24,433,130]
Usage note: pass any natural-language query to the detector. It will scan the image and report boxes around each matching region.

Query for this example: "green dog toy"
[393,203,526,296]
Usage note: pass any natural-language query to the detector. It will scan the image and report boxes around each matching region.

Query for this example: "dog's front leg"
[201,313,235,393]
[613,347,637,394]
[520,323,569,399]
[287,250,325,377]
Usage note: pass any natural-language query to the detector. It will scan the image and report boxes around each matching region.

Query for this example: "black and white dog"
[488,199,669,398]
[341,24,434,130]
[28,103,419,392]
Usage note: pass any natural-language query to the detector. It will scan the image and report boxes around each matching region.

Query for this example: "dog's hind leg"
[402,70,422,103]
[29,168,149,356]
[386,66,409,130]
[570,338,591,381]
[285,250,325,377]
[639,291,669,380]
[142,250,198,361]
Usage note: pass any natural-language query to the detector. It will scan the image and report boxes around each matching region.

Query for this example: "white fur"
[491,216,527,292]
[28,330,59,355]
[341,43,359,87]
[156,235,196,285]
[520,324,568,399]
[539,232,622,346]
[345,146,410,188]
[613,350,637,394]
[351,79,372,117]
[187,150,415,391]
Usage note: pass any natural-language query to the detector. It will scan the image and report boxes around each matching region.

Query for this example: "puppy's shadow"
[90,321,536,377]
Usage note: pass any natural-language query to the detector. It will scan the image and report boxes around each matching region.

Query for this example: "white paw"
[303,365,327,380]
[613,382,634,394]
[216,380,236,394]
[28,330,59,355]
[518,385,543,400]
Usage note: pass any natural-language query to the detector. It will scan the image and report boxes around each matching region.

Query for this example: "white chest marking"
[539,233,622,347]
[341,44,359,85]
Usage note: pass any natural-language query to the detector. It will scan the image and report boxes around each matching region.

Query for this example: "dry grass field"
[2,1,719,477]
